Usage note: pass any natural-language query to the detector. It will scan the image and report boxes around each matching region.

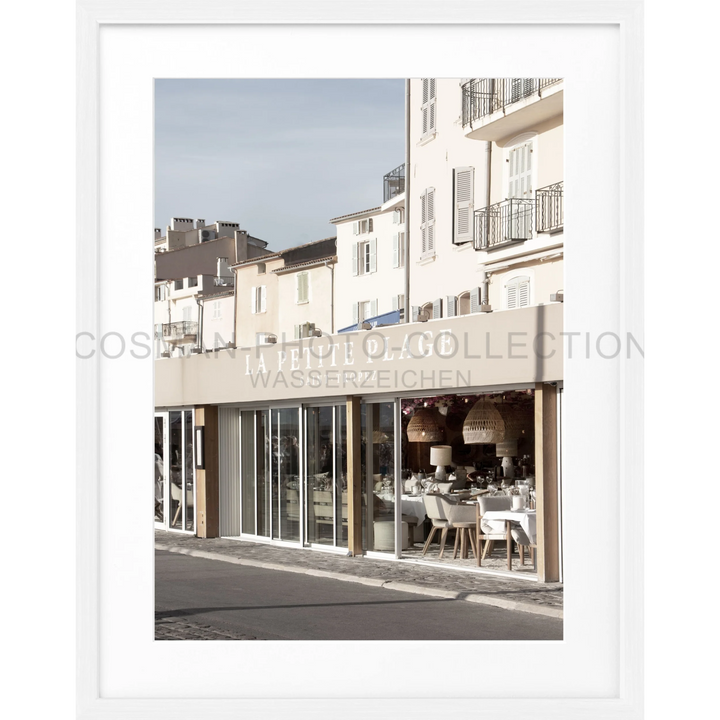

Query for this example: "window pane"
[306,406,334,545]
[184,410,195,532]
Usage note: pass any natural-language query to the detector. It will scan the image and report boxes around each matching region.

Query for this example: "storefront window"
[240,410,256,535]
[272,407,301,542]
[165,409,194,532]
[305,405,348,548]
[365,401,396,553]
[154,416,165,524]
[256,410,271,537]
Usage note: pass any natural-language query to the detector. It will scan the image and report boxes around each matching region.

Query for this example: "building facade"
[331,163,406,331]
[154,79,565,583]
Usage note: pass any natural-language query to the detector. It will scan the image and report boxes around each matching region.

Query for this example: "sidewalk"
[155,530,563,619]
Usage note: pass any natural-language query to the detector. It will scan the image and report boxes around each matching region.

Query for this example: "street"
[155,550,563,641]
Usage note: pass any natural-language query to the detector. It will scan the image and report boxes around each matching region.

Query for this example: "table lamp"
[430,445,453,481]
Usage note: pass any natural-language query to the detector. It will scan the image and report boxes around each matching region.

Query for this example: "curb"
[156,542,563,619]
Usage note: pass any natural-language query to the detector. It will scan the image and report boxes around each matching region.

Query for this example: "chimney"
[170,217,194,232]
[216,257,231,278]
[234,229,249,263]
[196,219,206,229]
[154,228,161,240]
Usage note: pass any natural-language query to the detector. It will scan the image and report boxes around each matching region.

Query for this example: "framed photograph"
[77,2,643,718]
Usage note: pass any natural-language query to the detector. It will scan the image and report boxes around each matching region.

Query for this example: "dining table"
[477,507,537,571]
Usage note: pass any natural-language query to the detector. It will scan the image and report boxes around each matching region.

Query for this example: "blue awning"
[338,309,402,334]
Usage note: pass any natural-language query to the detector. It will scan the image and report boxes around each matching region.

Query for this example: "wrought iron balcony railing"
[383,163,405,203]
[474,198,535,250]
[162,321,198,341]
[536,182,564,233]
[462,78,562,126]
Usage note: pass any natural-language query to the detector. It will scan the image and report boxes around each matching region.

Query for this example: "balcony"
[536,182,564,234]
[474,198,535,250]
[162,321,198,343]
[383,163,405,203]
[462,78,562,142]
[213,276,235,287]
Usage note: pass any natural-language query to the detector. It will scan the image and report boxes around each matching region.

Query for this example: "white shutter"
[393,209,400,224]
[368,217,373,233]
[411,305,420,322]
[432,298,442,319]
[446,295,458,317]
[351,242,358,276]
[428,78,436,133]
[507,284,518,309]
[297,273,309,303]
[352,303,359,325]
[506,276,530,310]
[470,287,481,314]
[392,233,399,268]
[352,221,360,235]
[251,287,257,314]
[427,188,435,252]
[454,167,474,243]
[369,238,377,273]
[420,191,427,254]
[259,285,267,313]
[396,294,405,311]
[518,279,530,307]
[421,79,429,136]
[370,299,378,318]
[294,325,301,340]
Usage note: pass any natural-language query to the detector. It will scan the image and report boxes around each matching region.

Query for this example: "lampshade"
[462,398,505,444]
[496,439,518,457]
[496,402,533,439]
[406,408,444,442]
[430,445,452,467]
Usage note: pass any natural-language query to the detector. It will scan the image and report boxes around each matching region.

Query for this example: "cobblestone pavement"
[155,531,563,618]
[155,616,264,641]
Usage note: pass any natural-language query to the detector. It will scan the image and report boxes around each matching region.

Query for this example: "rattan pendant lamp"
[407,407,444,442]
[462,397,505,444]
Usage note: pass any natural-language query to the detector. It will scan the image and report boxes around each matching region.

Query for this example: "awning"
[338,309,402,333]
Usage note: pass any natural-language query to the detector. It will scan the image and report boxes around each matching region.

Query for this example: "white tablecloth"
[481,509,537,545]
[399,494,427,525]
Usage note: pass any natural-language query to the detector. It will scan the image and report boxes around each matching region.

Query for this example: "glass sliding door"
[156,408,194,532]
[271,407,301,542]
[364,401,397,553]
[305,405,348,548]
[154,415,166,525]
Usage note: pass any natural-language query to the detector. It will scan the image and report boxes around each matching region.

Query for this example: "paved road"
[155,550,563,641]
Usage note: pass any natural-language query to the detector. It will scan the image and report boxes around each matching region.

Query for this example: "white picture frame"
[77,2,643,718]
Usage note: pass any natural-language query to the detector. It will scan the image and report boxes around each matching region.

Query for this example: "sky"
[155,79,405,250]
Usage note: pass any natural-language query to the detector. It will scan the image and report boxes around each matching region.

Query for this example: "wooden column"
[195,405,219,538]
[534,382,560,583]
[346,396,363,556]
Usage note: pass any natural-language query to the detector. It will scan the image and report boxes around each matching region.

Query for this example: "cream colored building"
[331,164,406,331]
[232,237,337,348]
[154,217,271,358]
[408,78,564,320]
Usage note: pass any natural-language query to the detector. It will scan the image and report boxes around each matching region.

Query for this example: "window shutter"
[518,279,530,307]
[352,303,359,325]
[393,209,400,224]
[411,305,420,322]
[446,295,458,317]
[454,167,474,243]
[294,325,301,340]
[422,79,429,136]
[427,188,435,252]
[507,284,518,309]
[251,287,257,314]
[259,285,266,313]
[297,273,309,303]
[396,294,405,310]
[392,233,399,268]
[370,299,378,318]
[432,298,442,319]
[368,217,373,233]
[352,221,360,235]
[369,238,377,273]
[351,242,358,276]
[428,78,436,133]
[420,191,427,254]
[470,287,481,314]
